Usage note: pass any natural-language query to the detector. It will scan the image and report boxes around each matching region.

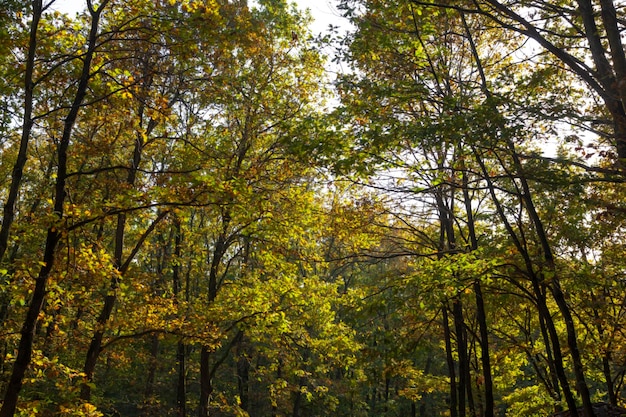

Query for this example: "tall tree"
[0,2,110,415]
[408,0,626,164]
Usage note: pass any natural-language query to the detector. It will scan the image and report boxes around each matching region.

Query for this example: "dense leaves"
[0,0,625,416]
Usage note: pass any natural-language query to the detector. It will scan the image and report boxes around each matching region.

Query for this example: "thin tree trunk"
[292,386,303,417]
[198,104,251,416]
[453,299,467,417]
[81,209,166,400]
[0,0,42,262]
[176,342,187,417]
[589,288,617,406]
[293,348,310,417]
[384,376,390,414]
[460,161,494,417]
[549,279,594,417]
[142,335,160,415]
[538,311,562,403]
[473,280,493,417]
[236,339,250,412]
[272,361,282,417]
[473,147,580,416]
[172,217,187,417]
[464,9,595,409]
[199,211,232,416]
[507,142,594,417]
[0,156,54,336]
[78,53,159,396]
[79,15,164,398]
[0,3,107,414]
[199,346,212,417]
[443,305,458,417]
[199,238,224,417]
[199,330,244,417]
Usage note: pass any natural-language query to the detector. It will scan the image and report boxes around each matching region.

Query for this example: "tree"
[407,0,626,165]
[2,0,625,415]
[0,2,110,415]
[332,0,623,415]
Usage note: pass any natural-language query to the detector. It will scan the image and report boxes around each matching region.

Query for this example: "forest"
[0,0,625,416]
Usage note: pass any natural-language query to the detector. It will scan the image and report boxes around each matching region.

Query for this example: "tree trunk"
[236,339,250,412]
[453,299,467,417]
[0,4,106,414]
[577,0,626,162]
[473,280,494,417]
[461,161,495,417]
[271,361,282,417]
[176,342,187,417]
[293,348,310,417]
[442,305,458,417]
[472,147,580,416]
[292,387,303,417]
[199,215,231,416]
[81,210,166,400]
[537,311,562,403]
[0,0,42,262]
[199,346,213,417]
[589,288,617,406]
[507,142,594,417]
[142,335,160,416]
[549,279,594,417]
[172,218,187,417]
[80,98,161,397]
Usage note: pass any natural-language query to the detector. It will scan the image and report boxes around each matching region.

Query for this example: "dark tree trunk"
[507,141,593,417]
[81,210,166,400]
[589,288,617,406]
[577,0,626,162]
[199,346,212,417]
[293,348,310,417]
[142,335,160,415]
[0,0,41,262]
[81,291,116,400]
[549,279,594,417]
[0,4,106,414]
[472,147,580,416]
[460,159,495,417]
[537,311,562,403]
[453,299,467,417]
[443,306,458,417]
[473,280,494,417]
[0,234,58,417]
[236,341,250,412]
[292,388,302,417]
[176,342,187,417]
[172,218,187,417]
[199,234,226,417]
[384,376,390,414]
[199,331,244,417]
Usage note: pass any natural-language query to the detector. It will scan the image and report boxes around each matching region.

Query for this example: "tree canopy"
[0,1,625,416]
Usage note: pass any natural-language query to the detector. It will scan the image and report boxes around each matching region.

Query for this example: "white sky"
[298,0,347,36]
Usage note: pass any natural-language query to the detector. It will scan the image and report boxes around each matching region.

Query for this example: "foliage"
[0,0,625,416]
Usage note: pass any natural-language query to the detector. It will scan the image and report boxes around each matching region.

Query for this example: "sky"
[296,0,347,37]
